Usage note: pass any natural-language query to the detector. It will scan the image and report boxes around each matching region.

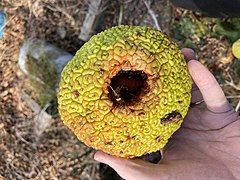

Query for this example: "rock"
[18,39,73,111]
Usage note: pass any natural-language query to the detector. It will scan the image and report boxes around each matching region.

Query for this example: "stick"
[142,0,162,31]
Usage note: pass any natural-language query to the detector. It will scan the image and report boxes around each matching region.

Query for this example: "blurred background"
[0,0,240,179]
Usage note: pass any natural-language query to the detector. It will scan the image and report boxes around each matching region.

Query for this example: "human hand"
[94,48,240,180]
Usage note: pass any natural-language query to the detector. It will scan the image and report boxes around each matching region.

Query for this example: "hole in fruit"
[72,91,79,98]
[160,111,182,125]
[108,70,148,106]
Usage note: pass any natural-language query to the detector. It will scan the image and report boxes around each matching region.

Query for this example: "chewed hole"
[160,111,183,125]
[108,70,149,106]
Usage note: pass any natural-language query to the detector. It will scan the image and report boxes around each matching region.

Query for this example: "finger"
[181,48,203,104]
[190,82,203,105]
[94,151,157,180]
[188,60,231,112]
[181,48,196,62]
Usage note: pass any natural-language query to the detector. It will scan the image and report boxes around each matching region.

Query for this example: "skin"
[94,48,240,180]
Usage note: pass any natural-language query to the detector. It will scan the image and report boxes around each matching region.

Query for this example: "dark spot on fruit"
[100,68,104,74]
[106,142,112,145]
[119,140,124,143]
[120,151,123,154]
[137,32,142,37]
[138,112,145,116]
[70,122,76,129]
[72,91,79,98]
[161,111,182,125]
[178,100,183,104]
[155,136,162,142]
[130,109,135,113]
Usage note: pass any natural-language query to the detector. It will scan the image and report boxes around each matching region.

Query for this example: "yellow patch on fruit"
[232,38,240,59]
[58,26,192,158]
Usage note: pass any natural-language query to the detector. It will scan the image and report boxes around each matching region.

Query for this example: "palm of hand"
[94,49,240,180]
[162,104,240,179]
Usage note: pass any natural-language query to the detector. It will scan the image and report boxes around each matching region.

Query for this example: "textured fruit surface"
[58,26,191,158]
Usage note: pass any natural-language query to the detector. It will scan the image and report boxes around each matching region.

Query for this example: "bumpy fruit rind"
[58,26,191,158]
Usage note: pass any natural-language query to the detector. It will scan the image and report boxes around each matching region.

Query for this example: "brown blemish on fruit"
[106,142,112,145]
[72,91,79,99]
[138,112,145,116]
[160,112,182,125]
[155,136,163,142]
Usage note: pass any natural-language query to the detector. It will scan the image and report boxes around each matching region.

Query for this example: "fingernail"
[94,154,100,161]
[94,153,104,163]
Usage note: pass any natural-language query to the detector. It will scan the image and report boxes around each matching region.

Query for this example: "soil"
[0,0,239,179]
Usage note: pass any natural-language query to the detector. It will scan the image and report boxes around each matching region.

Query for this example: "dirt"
[0,0,239,179]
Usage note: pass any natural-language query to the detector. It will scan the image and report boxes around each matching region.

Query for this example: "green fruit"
[232,38,240,59]
[58,26,191,158]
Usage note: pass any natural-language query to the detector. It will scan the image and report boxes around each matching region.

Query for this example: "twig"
[15,130,32,145]
[142,0,161,31]
[226,95,240,99]
[79,0,108,41]
[118,3,123,25]
[91,163,96,180]
[81,160,99,165]
[235,99,240,112]
[226,81,240,91]
[0,43,7,59]
[44,3,75,26]
[225,73,240,91]
[0,14,16,32]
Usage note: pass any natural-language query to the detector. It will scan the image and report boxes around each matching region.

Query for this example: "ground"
[0,0,240,179]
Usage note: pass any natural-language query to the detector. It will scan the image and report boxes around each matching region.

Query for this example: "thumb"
[94,151,160,180]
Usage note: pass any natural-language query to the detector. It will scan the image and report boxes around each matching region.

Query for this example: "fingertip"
[94,151,104,162]
[94,151,159,179]
[94,151,126,167]
[94,151,116,165]
[187,60,215,87]
[181,48,196,62]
